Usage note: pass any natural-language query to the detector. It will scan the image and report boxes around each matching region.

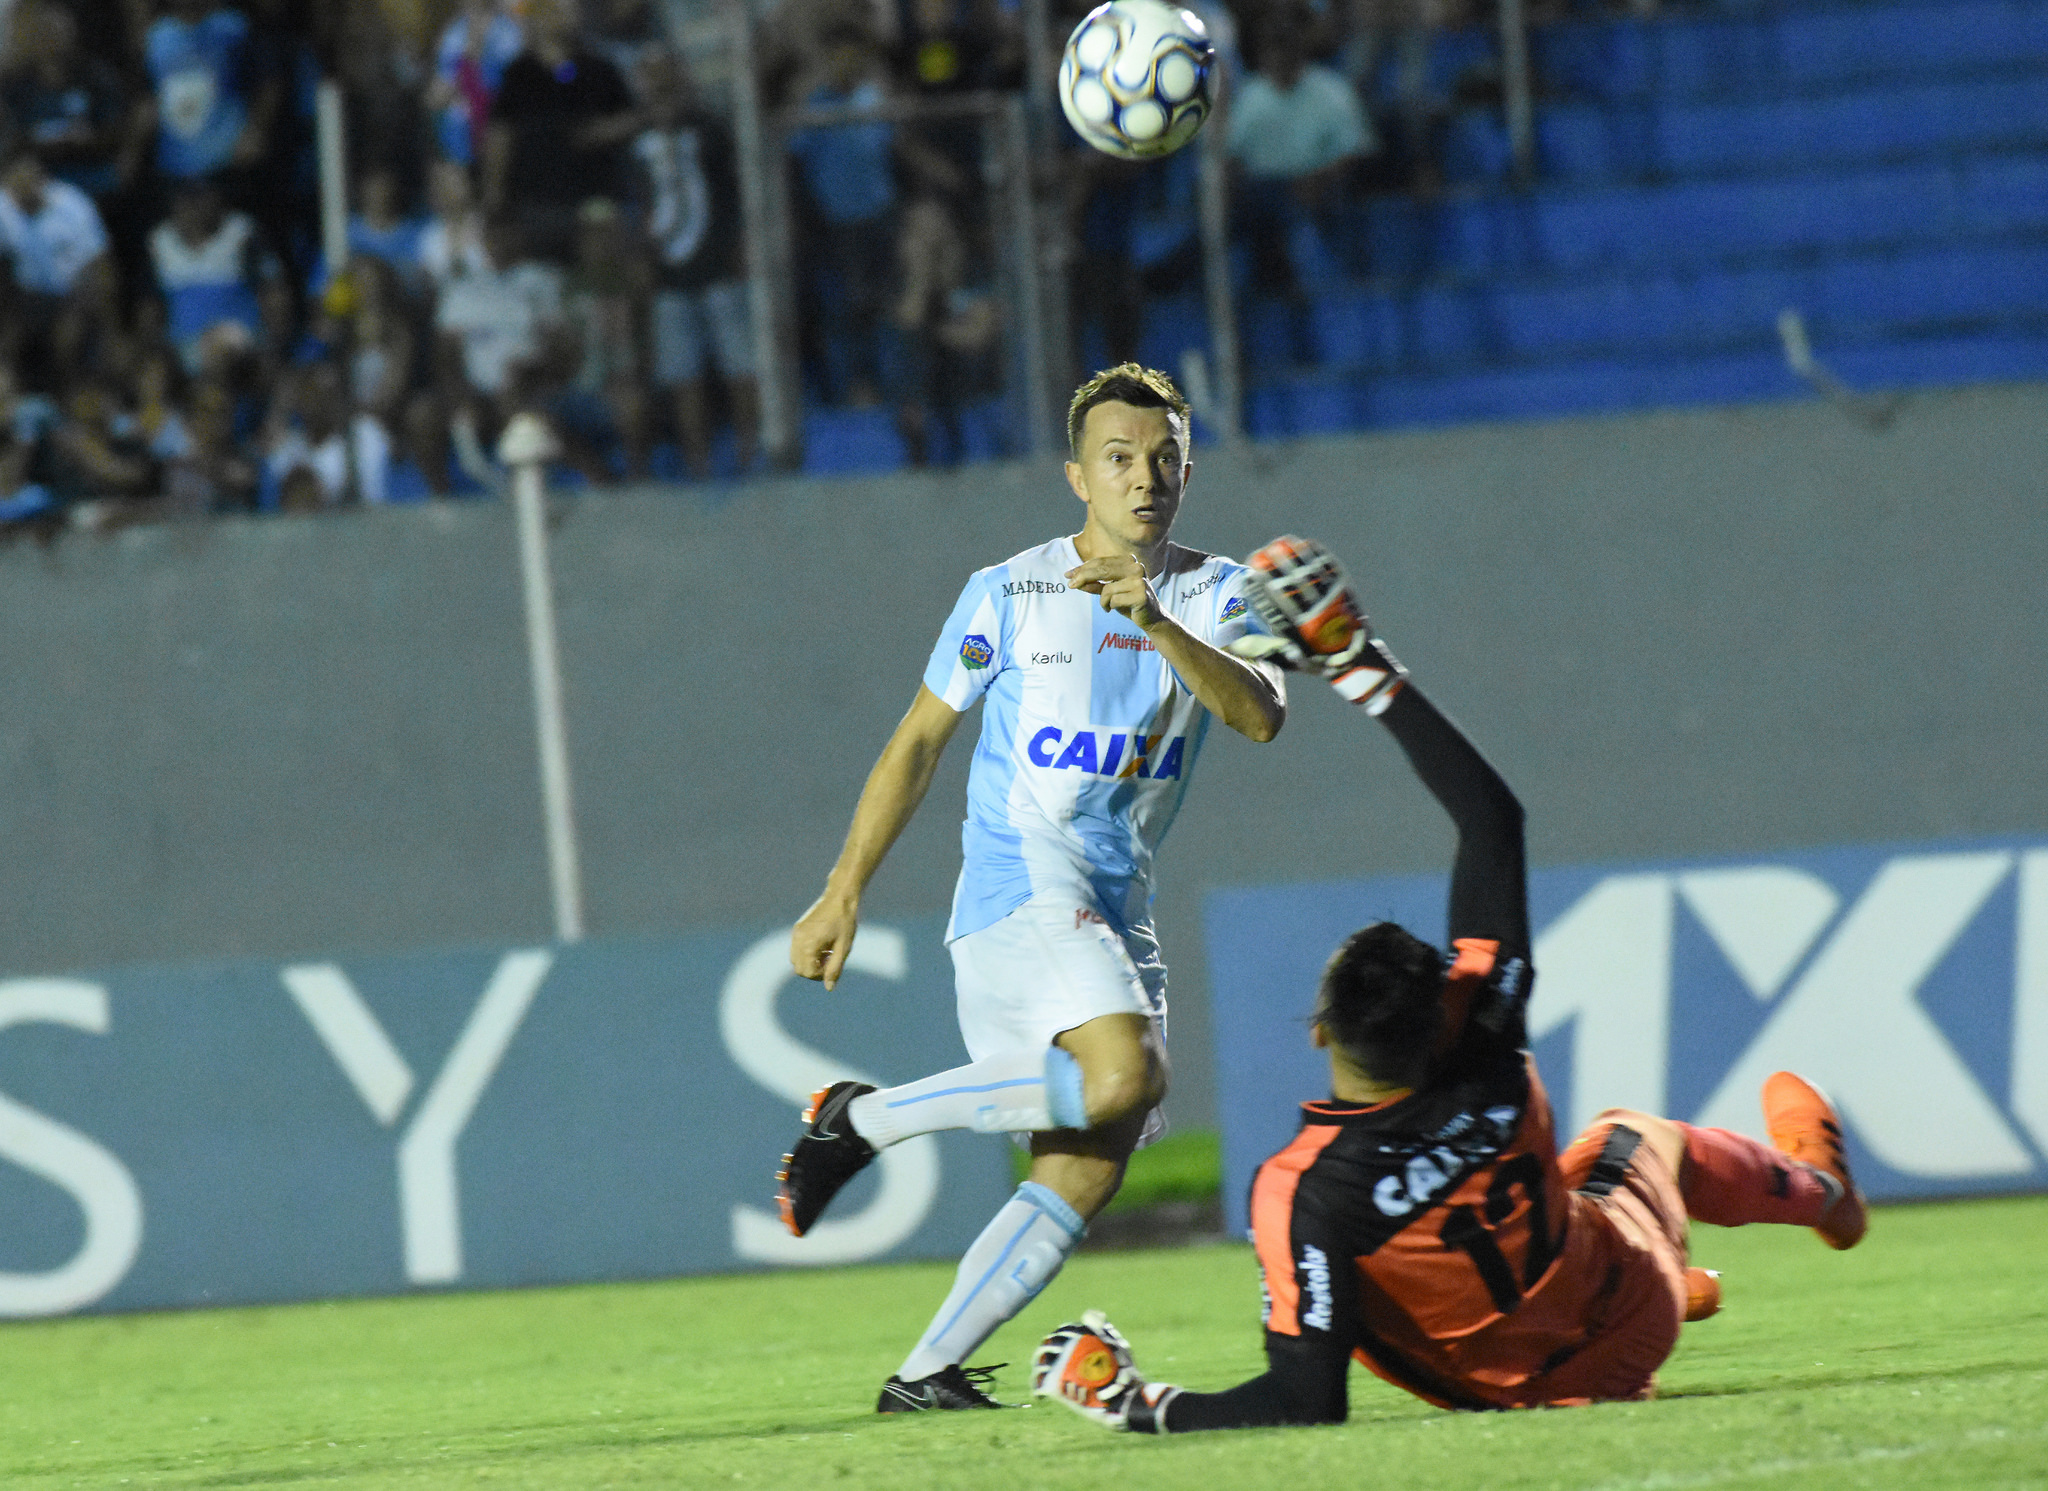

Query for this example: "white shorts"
[949,896,1169,1147]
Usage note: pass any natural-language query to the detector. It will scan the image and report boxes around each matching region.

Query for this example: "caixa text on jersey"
[1026,728,1187,779]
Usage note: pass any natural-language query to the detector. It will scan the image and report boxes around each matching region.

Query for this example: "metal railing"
[713,0,1540,472]
[1500,0,1537,183]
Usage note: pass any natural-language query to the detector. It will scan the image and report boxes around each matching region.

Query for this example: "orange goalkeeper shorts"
[1519,1121,1691,1406]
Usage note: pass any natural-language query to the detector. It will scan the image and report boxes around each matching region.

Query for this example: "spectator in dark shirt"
[890,0,1014,226]
[632,48,757,479]
[163,369,257,510]
[584,0,663,79]
[885,193,1000,466]
[895,0,1024,96]
[483,0,640,263]
[0,0,138,200]
[48,374,157,505]
[787,23,901,405]
[328,1,429,215]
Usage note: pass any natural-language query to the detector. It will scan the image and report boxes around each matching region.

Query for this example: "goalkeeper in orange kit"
[1031,536,1868,1432]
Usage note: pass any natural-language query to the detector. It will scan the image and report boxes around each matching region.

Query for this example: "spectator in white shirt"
[1225,9,1378,294]
[148,177,281,375]
[0,146,115,386]
[417,214,570,488]
[260,360,391,508]
[433,214,566,407]
[418,159,489,293]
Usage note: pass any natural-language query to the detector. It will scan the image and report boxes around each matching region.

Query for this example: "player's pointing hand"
[1066,555,1162,629]
[791,892,858,990]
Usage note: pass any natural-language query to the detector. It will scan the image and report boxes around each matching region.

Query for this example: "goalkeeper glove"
[1031,1310,1180,1434]
[1226,535,1408,713]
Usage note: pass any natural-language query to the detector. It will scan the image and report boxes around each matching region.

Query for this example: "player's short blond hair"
[1066,363,1191,460]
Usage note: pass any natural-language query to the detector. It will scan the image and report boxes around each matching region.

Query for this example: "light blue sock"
[896,1182,1086,1382]
[848,1045,1087,1149]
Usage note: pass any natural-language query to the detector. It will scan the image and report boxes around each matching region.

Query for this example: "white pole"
[497,413,586,943]
[1001,97,1055,458]
[316,79,349,277]
[1197,116,1244,444]
[722,0,797,469]
[315,79,360,504]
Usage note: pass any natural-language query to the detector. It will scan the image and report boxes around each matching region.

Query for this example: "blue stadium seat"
[1286,376,1363,435]
[1647,77,2048,179]
[1359,199,1432,279]
[1815,242,2048,338]
[1354,346,1797,431]
[1777,1,2048,90]
[1534,1,2048,104]
[1244,382,1296,439]
[951,397,1003,464]
[1134,292,1208,376]
[1308,287,1404,373]
[803,408,907,477]
[1443,110,1514,184]
[1830,329,2048,389]
[1241,297,1305,375]
[1238,0,2048,439]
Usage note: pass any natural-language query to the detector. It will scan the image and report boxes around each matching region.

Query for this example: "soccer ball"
[1058,0,1217,161]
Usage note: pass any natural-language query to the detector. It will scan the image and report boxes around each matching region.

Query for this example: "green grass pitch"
[3,1196,2043,1490]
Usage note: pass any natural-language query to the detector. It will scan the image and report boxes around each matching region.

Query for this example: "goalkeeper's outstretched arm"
[1375,682,1529,962]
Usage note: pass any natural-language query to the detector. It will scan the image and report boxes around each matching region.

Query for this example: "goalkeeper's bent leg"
[1676,1123,1832,1228]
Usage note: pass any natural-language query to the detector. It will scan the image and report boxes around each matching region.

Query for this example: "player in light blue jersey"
[778,364,1287,1411]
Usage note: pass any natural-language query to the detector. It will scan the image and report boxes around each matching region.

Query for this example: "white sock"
[896,1182,1085,1382]
[847,1046,1087,1149]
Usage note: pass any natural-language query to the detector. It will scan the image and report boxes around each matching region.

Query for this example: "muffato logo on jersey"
[1026,727,1186,780]
[960,634,994,670]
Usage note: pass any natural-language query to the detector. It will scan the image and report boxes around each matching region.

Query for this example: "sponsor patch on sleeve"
[960,633,994,670]
[1221,596,1248,622]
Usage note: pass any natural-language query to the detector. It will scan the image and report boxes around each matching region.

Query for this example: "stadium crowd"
[0,0,1609,529]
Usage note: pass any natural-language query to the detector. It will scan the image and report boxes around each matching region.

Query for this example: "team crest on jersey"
[960,634,994,670]
[1222,596,1248,621]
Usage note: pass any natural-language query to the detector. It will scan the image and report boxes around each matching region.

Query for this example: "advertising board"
[0,919,1009,1317]
[1209,838,2048,1235]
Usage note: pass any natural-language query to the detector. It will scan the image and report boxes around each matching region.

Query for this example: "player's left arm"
[1067,555,1286,741]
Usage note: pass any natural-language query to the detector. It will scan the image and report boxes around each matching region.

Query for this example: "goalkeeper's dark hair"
[1314,923,1446,1089]
[1066,363,1190,459]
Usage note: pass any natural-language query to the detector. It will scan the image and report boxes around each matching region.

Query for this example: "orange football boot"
[1761,1071,1868,1250]
[1683,1267,1721,1321]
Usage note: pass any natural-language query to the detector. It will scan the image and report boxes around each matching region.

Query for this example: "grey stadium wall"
[4,381,2046,1133]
